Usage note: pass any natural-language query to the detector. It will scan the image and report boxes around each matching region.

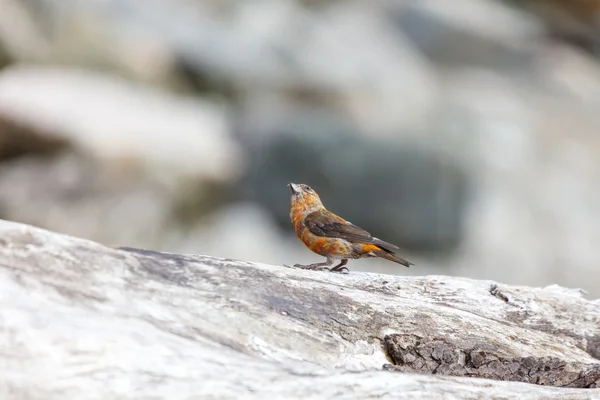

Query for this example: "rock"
[0,114,69,161]
[0,220,599,399]
[0,0,49,62]
[0,153,174,248]
[514,0,600,54]
[535,44,600,108]
[278,3,436,133]
[0,65,242,182]
[0,0,177,83]
[392,0,544,73]
[3,0,437,132]
[173,201,302,266]
[0,66,242,248]
[430,68,600,298]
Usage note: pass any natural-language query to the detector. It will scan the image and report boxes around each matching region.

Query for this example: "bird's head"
[288,182,324,215]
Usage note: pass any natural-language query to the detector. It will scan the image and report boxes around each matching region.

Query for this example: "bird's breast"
[295,226,353,258]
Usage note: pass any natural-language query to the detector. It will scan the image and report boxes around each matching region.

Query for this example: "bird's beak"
[288,182,300,194]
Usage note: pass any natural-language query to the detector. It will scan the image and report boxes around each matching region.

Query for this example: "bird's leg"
[330,259,349,273]
[289,257,334,271]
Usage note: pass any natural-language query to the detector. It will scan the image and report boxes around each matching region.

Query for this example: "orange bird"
[287,182,413,273]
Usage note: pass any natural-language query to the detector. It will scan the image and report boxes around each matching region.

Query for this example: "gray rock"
[173,201,302,266]
[0,0,49,62]
[0,220,599,398]
[430,68,600,298]
[0,65,243,250]
[0,114,69,160]
[3,0,437,131]
[392,0,544,74]
[0,153,173,248]
[512,0,600,55]
[0,65,242,182]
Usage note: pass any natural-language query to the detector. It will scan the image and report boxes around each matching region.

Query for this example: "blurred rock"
[0,42,10,70]
[392,0,544,74]
[2,0,437,132]
[431,68,600,298]
[512,0,600,54]
[0,0,50,62]
[273,3,437,133]
[0,65,243,249]
[236,106,469,253]
[0,115,69,161]
[174,202,300,265]
[0,153,173,247]
[0,0,177,84]
[0,65,242,182]
[535,44,600,109]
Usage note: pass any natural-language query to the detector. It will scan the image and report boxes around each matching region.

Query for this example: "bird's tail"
[373,249,413,268]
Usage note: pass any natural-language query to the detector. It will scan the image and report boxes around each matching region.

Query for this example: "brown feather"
[305,210,400,252]
[305,210,373,243]
[372,238,400,252]
[372,249,413,267]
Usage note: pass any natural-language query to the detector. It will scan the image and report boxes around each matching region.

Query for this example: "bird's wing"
[304,210,399,251]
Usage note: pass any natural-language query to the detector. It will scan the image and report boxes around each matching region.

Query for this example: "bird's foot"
[283,263,349,273]
[295,263,332,271]
[283,263,331,271]
[329,266,349,274]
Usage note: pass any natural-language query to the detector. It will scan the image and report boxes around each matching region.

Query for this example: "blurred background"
[0,0,599,298]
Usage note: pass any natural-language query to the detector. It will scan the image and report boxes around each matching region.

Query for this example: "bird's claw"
[283,263,349,274]
[283,263,332,271]
[294,263,331,271]
[330,267,349,274]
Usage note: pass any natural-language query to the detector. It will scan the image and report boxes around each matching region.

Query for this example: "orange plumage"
[287,182,413,273]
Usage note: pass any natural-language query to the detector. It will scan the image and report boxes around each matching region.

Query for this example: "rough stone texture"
[0,220,599,399]
[384,336,600,388]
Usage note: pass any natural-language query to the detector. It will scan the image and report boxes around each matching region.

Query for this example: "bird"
[286,182,413,273]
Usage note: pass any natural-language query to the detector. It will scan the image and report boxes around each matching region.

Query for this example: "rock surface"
[0,220,599,399]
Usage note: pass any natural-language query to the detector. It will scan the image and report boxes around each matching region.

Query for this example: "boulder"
[0,66,242,249]
[0,66,241,181]
[392,0,544,73]
[0,220,598,398]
